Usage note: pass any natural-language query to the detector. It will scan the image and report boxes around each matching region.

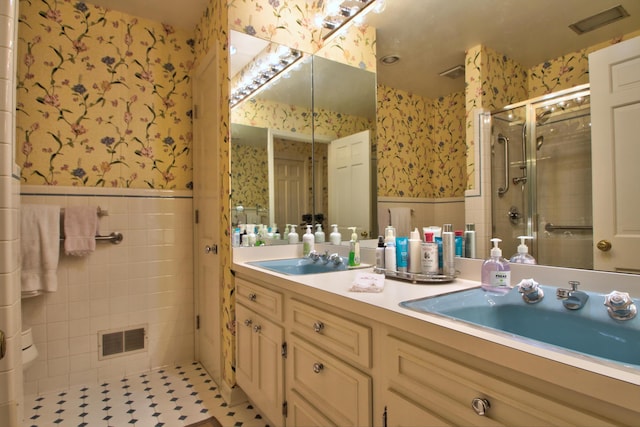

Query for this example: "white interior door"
[328,130,371,237]
[192,50,222,382]
[274,156,306,230]
[589,36,640,273]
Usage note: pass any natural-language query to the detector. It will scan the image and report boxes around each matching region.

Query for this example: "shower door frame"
[491,84,591,262]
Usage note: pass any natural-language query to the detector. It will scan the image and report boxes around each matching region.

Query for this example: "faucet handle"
[517,279,544,304]
[307,250,321,262]
[604,291,637,321]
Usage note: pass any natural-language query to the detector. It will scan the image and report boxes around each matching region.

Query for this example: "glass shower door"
[533,92,592,269]
[490,86,592,269]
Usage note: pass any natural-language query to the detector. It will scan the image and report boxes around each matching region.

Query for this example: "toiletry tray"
[374,267,457,284]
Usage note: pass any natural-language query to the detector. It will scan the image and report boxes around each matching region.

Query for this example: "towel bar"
[59,232,123,244]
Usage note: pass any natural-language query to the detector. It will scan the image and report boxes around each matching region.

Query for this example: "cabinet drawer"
[384,334,614,426]
[291,298,371,368]
[236,277,283,321]
[289,335,372,427]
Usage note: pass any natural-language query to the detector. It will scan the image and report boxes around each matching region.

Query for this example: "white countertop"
[232,243,640,388]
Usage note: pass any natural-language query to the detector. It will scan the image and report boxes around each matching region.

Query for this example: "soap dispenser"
[303,225,315,256]
[510,236,536,264]
[348,227,360,266]
[481,238,511,294]
[315,223,325,243]
[288,224,299,244]
[330,224,342,245]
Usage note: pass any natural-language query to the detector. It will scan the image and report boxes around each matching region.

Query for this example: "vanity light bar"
[321,0,378,40]
[230,48,302,107]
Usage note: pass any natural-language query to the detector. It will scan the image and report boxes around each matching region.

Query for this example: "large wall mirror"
[230,30,377,238]
[230,0,640,274]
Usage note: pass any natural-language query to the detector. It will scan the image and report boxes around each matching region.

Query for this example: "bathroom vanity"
[232,245,640,426]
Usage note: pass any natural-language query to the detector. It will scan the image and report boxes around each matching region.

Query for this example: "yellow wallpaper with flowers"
[17,0,195,189]
[376,84,466,198]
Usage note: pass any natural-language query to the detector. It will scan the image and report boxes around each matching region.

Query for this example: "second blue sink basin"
[248,257,350,275]
[400,285,640,368]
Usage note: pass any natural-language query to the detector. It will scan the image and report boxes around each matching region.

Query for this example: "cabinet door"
[236,303,285,426]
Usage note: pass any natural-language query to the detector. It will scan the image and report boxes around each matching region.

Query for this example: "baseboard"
[220,381,248,407]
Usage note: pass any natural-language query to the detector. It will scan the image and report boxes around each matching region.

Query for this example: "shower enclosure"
[490,84,592,269]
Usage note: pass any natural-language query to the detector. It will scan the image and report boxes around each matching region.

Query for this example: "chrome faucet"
[604,291,637,321]
[556,281,589,310]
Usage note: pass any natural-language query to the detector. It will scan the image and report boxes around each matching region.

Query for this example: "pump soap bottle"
[314,224,325,243]
[348,227,360,267]
[510,236,536,264]
[303,225,315,256]
[288,224,299,244]
[481,238,511,294]
[330,224,342,245]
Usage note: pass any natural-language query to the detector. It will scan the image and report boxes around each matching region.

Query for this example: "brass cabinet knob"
[471,397,490,416]
[597,240,612,252]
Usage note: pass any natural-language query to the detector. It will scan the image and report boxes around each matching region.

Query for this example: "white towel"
[21,204,61,296]
[389,207,412,238]
[63,206,98,256]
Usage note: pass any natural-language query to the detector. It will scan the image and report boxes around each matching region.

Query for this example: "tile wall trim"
[20,185,193,199]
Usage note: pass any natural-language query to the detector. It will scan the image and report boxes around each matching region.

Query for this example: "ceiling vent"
[439,65,465,79]
[569,5,630,35]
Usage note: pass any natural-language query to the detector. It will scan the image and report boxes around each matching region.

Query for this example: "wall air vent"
[98,325,147,360]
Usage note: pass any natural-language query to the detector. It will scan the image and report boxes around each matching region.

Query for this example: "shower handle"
[497,134,510,196]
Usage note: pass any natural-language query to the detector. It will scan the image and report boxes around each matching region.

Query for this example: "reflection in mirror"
[364,0,640,271]
[230,28,378,241]
[230,124,269,226]
[491,86,592,269]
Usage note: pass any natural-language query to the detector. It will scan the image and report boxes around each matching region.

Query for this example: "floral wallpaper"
[316,23,377,72]
[16,0,195,189]
[376,84,466,198]
[231,143,268,209]
[228,0,324,55]
[528,29,640,98]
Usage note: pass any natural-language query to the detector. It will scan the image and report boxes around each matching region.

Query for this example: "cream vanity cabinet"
[379,327,637,427]
[234,269,640,427]
[235,277,285,426]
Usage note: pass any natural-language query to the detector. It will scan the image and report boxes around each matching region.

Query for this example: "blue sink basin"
[400,285,640,368]
[248,257,350,275]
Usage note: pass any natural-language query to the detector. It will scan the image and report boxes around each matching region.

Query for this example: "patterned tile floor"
[24,362,269,427]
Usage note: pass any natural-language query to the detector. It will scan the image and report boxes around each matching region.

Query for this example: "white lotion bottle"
[510,236,536,264]
[330,224,342,245]
[384,227,397,272]
[314,223,325,243]
[481,238,511,294]
[408,228,422,273]
[288,224,299,244]
[421,232,438,274]
[303,225,315,256]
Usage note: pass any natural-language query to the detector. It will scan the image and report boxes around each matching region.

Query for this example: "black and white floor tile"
[24,362,269,427]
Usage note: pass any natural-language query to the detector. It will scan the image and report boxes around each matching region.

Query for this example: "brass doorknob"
[597,240,612,252]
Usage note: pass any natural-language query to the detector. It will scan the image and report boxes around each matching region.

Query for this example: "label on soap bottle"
[490,271,511,288]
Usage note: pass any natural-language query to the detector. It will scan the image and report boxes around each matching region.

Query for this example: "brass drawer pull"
[253,325,262,333]
[313,362,324,373]
[244,319,252,327]
[248,292,257,301]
